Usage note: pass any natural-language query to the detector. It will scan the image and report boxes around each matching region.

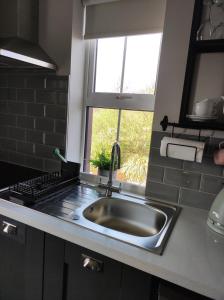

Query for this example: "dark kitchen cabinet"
[0,226,213,300]
[64,242,122,300]
[43,235,65,300]
[158,281,211,300]
[120,264,153,300]
[43,235,154,300]
[0,215,44,300]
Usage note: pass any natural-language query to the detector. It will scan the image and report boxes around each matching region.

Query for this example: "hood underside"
[0,0,56,70]
[0,38,56,70]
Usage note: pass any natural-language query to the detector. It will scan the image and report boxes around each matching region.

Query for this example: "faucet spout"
[106,141,121,197]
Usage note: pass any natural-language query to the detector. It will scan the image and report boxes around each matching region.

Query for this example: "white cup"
[194,99,217,117]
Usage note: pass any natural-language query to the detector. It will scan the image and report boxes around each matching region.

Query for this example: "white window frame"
[81,35,161,194]
[86,38,156,112]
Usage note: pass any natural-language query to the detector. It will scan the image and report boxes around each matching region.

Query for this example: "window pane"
[117,110,154,185]
[95,37,125,93]
[123,34,162,94]
[85,108,119,174]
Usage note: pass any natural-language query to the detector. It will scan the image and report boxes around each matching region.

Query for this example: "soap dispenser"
[207,187,224,236]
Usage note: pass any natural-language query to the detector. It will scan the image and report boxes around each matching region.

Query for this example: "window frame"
[82,34,162,192]
[86,38,157,112]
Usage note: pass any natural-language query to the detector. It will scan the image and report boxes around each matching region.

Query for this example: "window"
[83,33,162,186]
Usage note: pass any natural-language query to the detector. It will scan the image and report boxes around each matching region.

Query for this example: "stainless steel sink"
[36,185,180,255]
[78,195,180,255]
[83,197,167,237]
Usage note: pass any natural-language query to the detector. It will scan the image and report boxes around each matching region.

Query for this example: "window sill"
[80,172,146,197]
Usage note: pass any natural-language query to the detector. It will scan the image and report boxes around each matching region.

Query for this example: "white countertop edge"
[0,198,222,300]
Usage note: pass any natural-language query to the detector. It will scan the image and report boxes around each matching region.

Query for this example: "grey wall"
[146,131,224,210]
[39,0,74,75]
[0,71,68,172]
[145,0,224,210]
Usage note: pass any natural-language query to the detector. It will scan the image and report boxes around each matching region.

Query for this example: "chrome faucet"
[105,141,121,197]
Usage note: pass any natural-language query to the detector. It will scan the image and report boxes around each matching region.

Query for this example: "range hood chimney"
[0,0,56,70]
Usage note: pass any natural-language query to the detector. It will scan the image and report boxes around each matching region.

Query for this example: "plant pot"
[98,169,117,178]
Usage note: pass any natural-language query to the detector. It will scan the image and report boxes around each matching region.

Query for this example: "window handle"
[116,95,133,100]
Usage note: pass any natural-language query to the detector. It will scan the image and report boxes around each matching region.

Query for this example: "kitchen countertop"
[0,185,223,300]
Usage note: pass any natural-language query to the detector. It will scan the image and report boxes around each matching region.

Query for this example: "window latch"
[116,95,133,100]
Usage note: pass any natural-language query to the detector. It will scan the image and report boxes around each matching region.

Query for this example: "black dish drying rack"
[8,172,78,205]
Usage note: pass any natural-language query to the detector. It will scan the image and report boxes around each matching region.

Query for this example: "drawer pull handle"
[2,221,17,235]
[82,254,103,272]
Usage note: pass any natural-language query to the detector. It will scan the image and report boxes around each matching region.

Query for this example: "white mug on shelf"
[194,97,224,117]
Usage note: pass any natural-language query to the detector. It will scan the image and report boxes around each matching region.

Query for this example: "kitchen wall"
[146,131,224,210]
[0,70,68,172]
[145,0,224,210]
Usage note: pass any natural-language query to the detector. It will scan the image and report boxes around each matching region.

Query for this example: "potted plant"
[90,150,117,177]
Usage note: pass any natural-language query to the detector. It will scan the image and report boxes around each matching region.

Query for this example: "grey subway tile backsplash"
[36,90,57,104]
[7,127,26,141]
[45,105,67,120]
[0,114,17,126]
[146,131,224,210]
[0,88,16,101]
[8,102,26,115]
[36,118,54,132]
[45,133,65,148]
[26,76,46,89]
[200,175,224,194]
[27,103,44,117]
[56,92,68,106]
[0,75,8,87]
[25,155,44,170]
[55,120,66,134]
[0,71,68,172]
[183,159,223,176]
[8,76,25,88]
[0,138,16,151]
[179,189,215,210]
[35,144,55,159]
[146,181,179,203]
[17,141,34,155]
[17,89,35,102]
[8,151,25,165]
[27,129,43,144]
[164,168,201,190]
[17,116,34,129]
[46,76,68,90]
[44,159,61,172]
[147,165,164,183]
[150,147,183,169]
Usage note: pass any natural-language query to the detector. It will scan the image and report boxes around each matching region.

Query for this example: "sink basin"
[79,195,180,255]
[83,197,167,237]
[34,185,180,255]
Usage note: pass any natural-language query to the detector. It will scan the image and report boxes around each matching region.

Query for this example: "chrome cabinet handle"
[2,221,17,235]
[82,254,103,272]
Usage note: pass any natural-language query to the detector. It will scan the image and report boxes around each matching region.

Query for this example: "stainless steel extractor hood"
[0,0,56,70]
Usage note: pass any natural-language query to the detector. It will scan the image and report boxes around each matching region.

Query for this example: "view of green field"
[89,108,154,185]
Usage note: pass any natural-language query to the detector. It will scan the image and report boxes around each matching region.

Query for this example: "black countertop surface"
[0,161,44,189]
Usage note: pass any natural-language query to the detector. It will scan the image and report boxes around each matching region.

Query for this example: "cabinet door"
[120,265,153,300]
[43,234,65,300]
[64,242,122,300]
[0,215,44,300]
[158,281,212,300]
